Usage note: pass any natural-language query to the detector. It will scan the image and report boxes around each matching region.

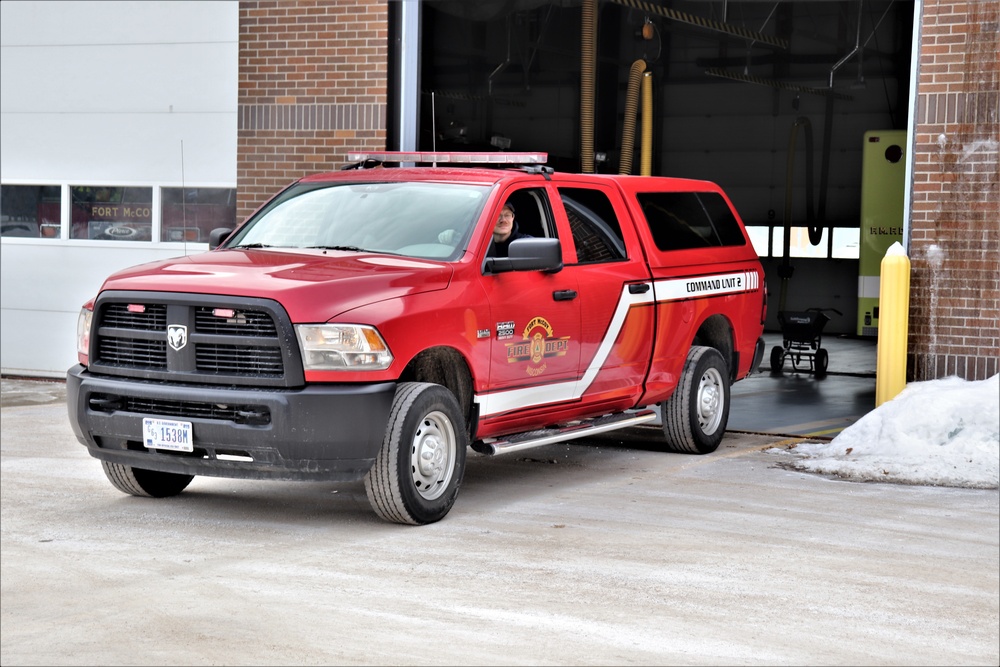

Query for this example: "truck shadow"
[98,430,755,527]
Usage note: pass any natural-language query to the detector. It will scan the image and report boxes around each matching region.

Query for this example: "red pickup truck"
[67,152,766,524]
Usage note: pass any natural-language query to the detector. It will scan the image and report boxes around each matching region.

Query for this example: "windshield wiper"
[307,245,366,252]
[232,243,274,249]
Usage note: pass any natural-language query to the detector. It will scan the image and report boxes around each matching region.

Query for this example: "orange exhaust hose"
[641,71,653,176]
[619,59,646,175]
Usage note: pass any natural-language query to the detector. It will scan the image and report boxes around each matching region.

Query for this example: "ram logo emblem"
[167,325,188,351]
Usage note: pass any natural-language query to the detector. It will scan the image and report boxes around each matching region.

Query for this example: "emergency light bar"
[346,151,548,165]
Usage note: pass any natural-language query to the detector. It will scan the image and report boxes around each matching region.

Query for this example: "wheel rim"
[696,367,725,435]
[410,410,457,501]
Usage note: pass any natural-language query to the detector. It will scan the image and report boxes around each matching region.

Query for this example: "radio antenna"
[180,139,188,255]
[431,92,437,166]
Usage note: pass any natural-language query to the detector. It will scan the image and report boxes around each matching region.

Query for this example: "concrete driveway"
[1,380,997,666]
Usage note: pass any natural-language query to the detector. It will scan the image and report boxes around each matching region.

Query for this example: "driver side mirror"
[484,237,563,274]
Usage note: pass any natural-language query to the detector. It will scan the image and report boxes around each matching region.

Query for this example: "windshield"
[226,181,491,260]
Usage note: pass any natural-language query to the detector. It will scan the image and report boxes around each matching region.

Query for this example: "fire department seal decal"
[167,324,188,351]
[505,316,570,377]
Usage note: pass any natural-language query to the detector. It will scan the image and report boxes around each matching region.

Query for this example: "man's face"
[493,208,514,242]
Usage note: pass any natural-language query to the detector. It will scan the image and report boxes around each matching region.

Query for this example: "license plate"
[143,417,193,452]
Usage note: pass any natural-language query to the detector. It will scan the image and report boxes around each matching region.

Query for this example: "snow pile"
[774,374,999,489]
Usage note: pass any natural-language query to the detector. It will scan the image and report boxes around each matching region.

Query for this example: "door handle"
[553,289,578,301]
[628,283,650,294]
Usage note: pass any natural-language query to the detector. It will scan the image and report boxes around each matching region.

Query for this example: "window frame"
[0,182,237,246]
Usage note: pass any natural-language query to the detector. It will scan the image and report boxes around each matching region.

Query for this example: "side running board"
[471,410,658,456]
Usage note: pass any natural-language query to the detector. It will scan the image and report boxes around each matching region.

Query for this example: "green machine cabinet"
[857,130,906,336]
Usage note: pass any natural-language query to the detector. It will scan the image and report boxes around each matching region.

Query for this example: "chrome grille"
[196,344,284,375]
[195,307,278,336]
[102,303,168,330]
[89,292,302,387]
[98,337,168,368]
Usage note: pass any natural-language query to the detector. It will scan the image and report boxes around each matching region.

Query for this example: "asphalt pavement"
[1,374,997,665]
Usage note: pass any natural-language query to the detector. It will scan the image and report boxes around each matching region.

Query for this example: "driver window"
[503,188,555,239]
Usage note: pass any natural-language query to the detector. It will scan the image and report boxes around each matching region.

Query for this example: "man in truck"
[487,202,531,257]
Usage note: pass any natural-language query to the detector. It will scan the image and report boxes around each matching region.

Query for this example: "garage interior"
[412,0,911,332]
[409,0,910,437]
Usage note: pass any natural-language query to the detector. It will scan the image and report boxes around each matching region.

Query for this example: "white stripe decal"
[476,285,652,417]
[574,285,655,394]
[475,270,759,417]
[653,271,757,301]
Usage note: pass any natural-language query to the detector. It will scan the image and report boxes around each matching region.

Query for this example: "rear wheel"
[661,346,730,454]
[815,348,829,377]
[364,382,467,525]
[770,345,784,374]
[101,461,193,497]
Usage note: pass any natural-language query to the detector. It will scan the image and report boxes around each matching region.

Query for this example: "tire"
[364,382,467,525]
[815,348,829,377]
[770,345,784,374]
[101,461,193,498]
[661,346,731,454]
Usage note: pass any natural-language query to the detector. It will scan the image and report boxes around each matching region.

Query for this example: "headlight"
[76,307,93,359]
[295,324,393,371]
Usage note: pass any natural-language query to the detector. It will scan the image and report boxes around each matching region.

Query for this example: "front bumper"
[67,365,396,482]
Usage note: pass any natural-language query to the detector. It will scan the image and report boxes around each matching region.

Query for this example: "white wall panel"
[1,1,238,376]
[1,241,204,376]
[0,1,236,45]
[0,42,235,114]
[0,1,237,183]
[1,112,237,184]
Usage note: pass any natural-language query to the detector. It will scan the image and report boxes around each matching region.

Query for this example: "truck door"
[553,184,656,407]
[479,187,582,412]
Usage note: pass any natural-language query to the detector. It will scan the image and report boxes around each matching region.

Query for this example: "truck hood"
[100,249,453,322]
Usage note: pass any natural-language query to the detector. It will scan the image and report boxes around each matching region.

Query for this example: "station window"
[746,226,770,257]
[0,185,62,238]
[746,225,860,260]
[783,227,829,259]
[71,186,153,241]
[831,227,860,259]
[161,187,237,242]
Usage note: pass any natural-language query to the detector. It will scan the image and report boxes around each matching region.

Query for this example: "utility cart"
[770,308,842,377]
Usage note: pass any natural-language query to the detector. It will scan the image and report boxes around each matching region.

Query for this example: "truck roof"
[296,165,725,195]
[292,151,726,194]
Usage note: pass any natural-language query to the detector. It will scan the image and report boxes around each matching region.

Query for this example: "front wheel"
[101,461,193,497]
[364,382,467,525]
[661,346,731,454]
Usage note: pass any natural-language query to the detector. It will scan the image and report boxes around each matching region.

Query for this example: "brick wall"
[237,0,388,220]
[909,0,999,381]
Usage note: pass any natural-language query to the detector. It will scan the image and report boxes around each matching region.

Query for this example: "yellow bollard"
[875,241,911,406]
